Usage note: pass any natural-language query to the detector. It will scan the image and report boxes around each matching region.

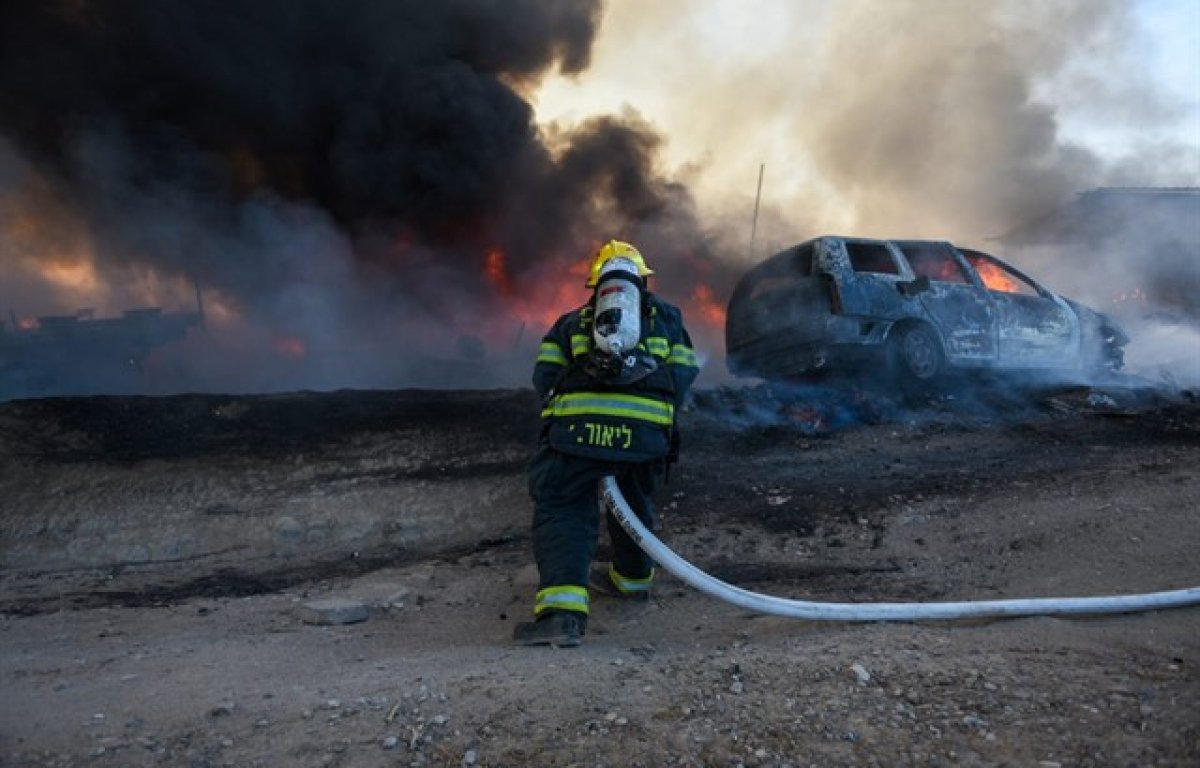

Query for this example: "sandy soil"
[1,382,1198,767]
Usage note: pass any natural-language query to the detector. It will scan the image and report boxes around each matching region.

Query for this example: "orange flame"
[974,260,1020,293]
[273,336,307,359]
[479,245,728,354]
[479,246,590,333]
[690,283,726,327]
[485,248,514,296]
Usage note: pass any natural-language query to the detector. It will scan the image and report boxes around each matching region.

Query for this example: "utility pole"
[750,163,764,260]
[193,279,206,328]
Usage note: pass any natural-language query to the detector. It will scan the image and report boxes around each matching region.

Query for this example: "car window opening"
[846,243,899,275]
[898,244,969,285]
[960,250,1040,297]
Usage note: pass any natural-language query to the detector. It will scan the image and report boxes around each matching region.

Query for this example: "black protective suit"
[525,287,699,620]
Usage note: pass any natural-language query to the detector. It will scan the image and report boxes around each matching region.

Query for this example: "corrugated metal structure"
[998,187,1200,248]
[1,305,202,399]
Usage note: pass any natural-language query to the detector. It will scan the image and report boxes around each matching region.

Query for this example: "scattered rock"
[299,598,369,625]
[208,702,235,718]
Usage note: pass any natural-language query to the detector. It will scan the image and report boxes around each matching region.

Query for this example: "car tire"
[889,323,945,392]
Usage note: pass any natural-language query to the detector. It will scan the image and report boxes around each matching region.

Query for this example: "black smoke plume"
[0,0,727,396]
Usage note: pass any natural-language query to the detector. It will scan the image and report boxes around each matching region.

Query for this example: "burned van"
[725,236,1127,387]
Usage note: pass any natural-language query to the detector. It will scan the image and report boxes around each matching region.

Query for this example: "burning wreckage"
[725,236,1129,390]
[0,297,203,400]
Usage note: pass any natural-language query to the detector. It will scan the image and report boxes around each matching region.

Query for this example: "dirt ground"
[1,380,1198,767]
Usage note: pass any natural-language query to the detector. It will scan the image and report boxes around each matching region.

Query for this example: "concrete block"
[299,598,369,625]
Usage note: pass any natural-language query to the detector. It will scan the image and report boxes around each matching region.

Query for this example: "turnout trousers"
[527,444,660,616]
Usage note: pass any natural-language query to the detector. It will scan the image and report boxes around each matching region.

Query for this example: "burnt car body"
[726,236,1128,386]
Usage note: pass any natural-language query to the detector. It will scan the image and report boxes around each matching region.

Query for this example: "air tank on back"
[592,257,642,359]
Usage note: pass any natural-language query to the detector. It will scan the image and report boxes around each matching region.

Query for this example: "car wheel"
[890,323,945,389]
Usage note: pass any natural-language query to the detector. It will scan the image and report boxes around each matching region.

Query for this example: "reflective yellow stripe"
[537,341,568,366]
[535,585,589,615]
[645,337,669,359]
[668,344,698,367]
[541,392,674,425]
[570,334,590,358]
[609,565,655,594]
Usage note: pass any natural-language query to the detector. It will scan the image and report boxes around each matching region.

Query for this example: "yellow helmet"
[585,240,654,288]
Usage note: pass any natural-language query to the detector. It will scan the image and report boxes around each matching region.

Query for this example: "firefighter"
[513,240,700,647]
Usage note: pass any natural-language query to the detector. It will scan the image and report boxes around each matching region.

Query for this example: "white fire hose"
[600,477,1200,621]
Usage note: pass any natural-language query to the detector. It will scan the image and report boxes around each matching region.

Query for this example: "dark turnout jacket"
[533,294,700,462]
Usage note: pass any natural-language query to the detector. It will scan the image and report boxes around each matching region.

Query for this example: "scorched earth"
[0,381,1198,767]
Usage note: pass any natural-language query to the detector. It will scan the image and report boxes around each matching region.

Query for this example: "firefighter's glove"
[610,351,658,386]
[582,348,625,381]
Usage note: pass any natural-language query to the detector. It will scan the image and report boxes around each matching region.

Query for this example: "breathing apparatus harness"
[541,261,681,478]
[587,264,681,479]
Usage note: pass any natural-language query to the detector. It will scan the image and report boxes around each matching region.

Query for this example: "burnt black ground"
[2,380,1194,609]
[2,381,1198,767]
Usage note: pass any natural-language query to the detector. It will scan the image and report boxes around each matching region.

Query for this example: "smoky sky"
[0,1,721,310]
[0,0,733,393]
[0,0,596,236]
[1,0,1195,397]
[796,0,1109,240]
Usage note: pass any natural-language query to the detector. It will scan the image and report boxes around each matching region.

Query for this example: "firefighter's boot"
[512,611,585,648]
